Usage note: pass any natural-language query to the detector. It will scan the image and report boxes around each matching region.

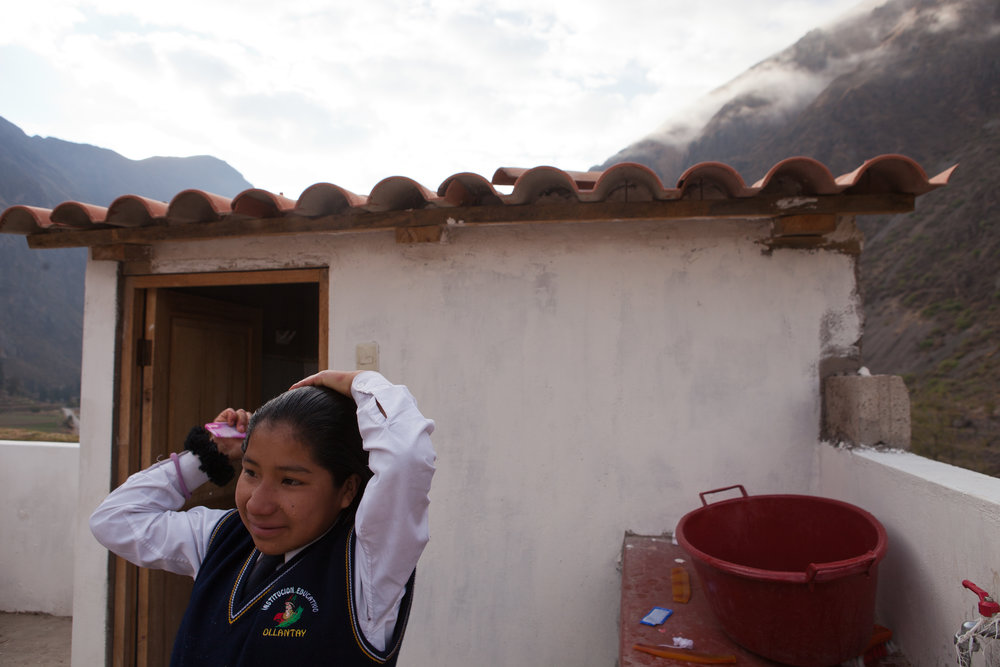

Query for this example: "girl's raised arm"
[292,369,436,650]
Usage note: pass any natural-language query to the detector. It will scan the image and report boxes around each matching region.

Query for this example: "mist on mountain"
[599,0,1000,473]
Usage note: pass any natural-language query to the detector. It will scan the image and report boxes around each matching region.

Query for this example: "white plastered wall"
[325,222,860,667]
[75,218,863,665]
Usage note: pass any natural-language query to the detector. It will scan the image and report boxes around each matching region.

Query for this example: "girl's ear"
[338,473,362,510]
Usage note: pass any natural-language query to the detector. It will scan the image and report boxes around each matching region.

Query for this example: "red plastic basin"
[675,485,887,666]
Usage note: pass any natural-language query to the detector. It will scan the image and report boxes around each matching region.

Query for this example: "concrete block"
[823,375,910,449]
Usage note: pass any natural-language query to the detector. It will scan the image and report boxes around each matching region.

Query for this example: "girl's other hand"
[211,408,251,462]
[289,370,362,396]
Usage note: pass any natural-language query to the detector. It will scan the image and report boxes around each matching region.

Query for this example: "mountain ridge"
[598,0,1000,472]
[0,118,252,397]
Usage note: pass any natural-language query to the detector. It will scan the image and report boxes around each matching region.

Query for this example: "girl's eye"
[282,478,303,486]
[242,468,257,478]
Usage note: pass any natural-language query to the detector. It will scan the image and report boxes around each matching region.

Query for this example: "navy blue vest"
[170,510,415,666]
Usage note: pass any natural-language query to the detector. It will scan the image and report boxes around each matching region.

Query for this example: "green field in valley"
[0,400,78,442]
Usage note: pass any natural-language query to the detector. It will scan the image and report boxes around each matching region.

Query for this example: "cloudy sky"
[1,0,866,198]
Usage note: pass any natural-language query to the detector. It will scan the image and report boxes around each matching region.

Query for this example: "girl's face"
[236,421,358,555]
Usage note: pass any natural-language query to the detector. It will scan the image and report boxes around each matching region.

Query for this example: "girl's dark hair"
[245,385,371,514]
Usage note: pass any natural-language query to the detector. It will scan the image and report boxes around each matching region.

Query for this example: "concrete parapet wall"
[0,440,79,616]
[817,445,1000,665]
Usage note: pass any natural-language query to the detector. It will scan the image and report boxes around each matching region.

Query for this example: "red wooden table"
[620,533,778,666]
[619,534,908,667]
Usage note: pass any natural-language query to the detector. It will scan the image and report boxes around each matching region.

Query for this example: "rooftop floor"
[0,612,71,666]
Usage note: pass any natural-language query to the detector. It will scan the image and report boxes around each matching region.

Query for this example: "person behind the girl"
[90,370,435,666]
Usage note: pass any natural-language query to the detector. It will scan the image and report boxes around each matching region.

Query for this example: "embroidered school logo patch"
[273,595,303,627]
[260,587,319,638]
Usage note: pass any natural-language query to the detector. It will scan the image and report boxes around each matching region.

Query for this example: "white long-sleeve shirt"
[90,371,436,651]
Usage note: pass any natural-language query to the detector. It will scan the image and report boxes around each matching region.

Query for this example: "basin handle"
[699,484,748,507]
[805,552,878,583]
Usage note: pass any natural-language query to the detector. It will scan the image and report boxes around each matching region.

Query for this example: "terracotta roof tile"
[835,154,951,195]
[678,162,754,200]
[492,167,603,190]
[438,173,503,207]
[0,156,955,246]
[231,189,296,219]
[166,189,232,224]
[500,166,585,205]
[754,157,841,196]
[294,183,367,217]
[588,163,664,202]
[51,201,109,229]
[106,195,168,227]
[0,205,54,233]
[366,177,439,212]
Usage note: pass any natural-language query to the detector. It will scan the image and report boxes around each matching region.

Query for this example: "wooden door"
[137,289,262,667]
[111,269,327,667]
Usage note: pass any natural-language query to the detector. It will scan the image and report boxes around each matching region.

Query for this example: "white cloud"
[0,0,866,197]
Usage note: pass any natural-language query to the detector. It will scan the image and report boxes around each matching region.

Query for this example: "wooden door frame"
[110,268,328,667]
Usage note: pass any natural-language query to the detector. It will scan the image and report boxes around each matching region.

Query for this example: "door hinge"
[136,339,153,367]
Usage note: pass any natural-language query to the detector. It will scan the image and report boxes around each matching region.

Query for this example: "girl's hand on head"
[211,407,251,463]
[289,370,362,397]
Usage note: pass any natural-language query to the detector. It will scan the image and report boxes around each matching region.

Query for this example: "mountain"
[599,0,1000,473]
[0,117,252,400]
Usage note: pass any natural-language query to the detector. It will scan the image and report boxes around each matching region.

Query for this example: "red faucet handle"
[963,580,1000,616]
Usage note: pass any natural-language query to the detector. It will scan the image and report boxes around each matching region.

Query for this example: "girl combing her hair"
[91,370,436,665]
